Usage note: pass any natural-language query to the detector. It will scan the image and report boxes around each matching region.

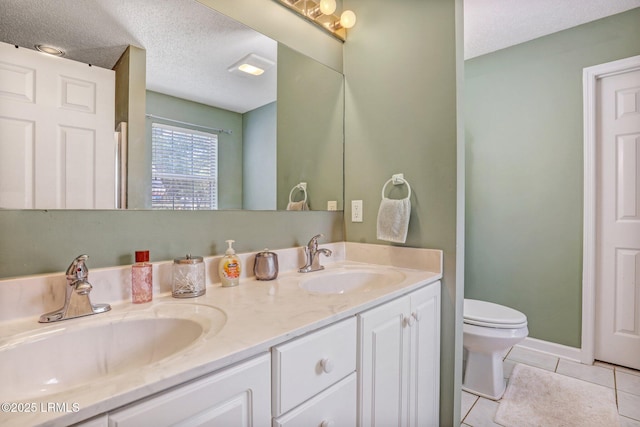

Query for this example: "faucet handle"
[66,254,89,281]
[308,234,324,247]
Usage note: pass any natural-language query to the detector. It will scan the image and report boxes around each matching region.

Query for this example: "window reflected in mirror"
[151,124,219,210]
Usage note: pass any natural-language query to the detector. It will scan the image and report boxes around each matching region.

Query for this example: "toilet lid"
[464,299,528,329]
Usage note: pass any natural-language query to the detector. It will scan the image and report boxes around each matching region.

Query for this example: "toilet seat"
[464,299,527,329]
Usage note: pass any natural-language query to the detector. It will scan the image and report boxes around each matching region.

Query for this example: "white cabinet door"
[358,295,411,427]
[358,283,441,427]
[408,285,440,427]
[108,354,271,427]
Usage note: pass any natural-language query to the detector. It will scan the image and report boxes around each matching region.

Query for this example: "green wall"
[0,1,463,425]
[244,102,277,210]
[277,44,345,211]
[465,8,640,348]
[0,210,342,277]
[146,91,244,209]
[343,1,461,425]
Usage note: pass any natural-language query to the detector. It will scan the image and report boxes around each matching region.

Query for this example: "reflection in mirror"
[0,0,344,211]
[277,44,344,211]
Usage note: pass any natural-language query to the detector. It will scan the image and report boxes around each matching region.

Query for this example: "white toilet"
[462,299,528,400]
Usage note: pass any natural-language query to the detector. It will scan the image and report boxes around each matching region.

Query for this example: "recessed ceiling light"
[238,63,264,76]
[35,44,65,57]
[228,53,274,77]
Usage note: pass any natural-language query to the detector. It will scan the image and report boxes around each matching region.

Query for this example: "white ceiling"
[1,0,638,111]
[0,0,277,114]
[464,0,640,59]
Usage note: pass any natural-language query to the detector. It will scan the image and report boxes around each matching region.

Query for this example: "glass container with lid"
[172,254,205,298]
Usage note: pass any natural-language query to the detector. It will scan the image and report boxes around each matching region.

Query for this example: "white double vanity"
[0,243,442,426]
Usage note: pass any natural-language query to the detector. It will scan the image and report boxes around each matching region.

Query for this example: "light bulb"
[340,10,357,29]
[319,0,336,15]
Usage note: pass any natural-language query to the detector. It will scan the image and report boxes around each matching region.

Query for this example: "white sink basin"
[0,302,226,401]
[299,268,406,294]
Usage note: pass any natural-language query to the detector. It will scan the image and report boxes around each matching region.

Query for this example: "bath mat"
[495,364,619,427]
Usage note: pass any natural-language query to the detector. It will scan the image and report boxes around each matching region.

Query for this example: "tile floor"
[461,346,640,426]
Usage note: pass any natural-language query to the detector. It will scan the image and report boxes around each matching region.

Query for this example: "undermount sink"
[299,268,406,294]
[0,302,226,401]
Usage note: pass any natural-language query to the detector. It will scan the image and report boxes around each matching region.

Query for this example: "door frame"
[581,54,640,365]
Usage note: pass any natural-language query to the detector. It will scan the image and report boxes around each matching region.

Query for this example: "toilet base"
[462,351,506,400]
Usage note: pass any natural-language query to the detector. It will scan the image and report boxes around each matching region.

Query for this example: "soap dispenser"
[219,240,241,287]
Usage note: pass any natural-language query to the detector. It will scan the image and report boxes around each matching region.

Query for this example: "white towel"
[287,201,309,211]
[376,198,411,243]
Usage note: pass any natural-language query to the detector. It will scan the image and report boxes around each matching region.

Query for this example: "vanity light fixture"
[34,44,65,57]
[274,0,357,41]
[319,0,336,15]
[228,53,275,77]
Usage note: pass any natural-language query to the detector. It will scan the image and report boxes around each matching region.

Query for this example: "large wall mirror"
[0,0,344,211]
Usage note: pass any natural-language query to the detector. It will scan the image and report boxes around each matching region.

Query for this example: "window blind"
[151,123,218,210]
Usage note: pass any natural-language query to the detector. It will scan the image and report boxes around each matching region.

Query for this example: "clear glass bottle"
[172,254,205,298]
[132,250,152,303]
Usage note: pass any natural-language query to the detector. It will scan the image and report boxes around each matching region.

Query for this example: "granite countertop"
[0,243,442,426]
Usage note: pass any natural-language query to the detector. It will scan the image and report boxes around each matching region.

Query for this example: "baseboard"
[516,337,582,363]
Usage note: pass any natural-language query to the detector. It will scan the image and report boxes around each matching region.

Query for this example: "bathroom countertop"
[0,245,442,426]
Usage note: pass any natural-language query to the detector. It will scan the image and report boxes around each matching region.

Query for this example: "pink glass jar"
[132,250,152,303]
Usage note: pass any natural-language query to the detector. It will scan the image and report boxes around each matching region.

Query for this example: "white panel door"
[0,41,115,209]
[595,67,640,370]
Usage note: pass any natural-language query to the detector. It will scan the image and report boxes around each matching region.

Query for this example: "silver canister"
[172,254,205,298]
[254,249,278,281]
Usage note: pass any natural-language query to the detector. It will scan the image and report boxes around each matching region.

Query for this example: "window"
[151,123,218,210]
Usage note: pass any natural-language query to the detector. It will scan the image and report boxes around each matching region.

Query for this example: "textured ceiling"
[0,0,277,114]
[464,0,640,59]
[1,1,638,111]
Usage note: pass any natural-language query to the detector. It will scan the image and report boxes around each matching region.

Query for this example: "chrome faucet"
[39,255,111,323]
[299,234,332,273]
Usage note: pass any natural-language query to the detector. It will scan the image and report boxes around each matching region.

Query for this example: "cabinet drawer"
[108,354,271,427]
[273,373,356,427]
[272,316,356,416]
